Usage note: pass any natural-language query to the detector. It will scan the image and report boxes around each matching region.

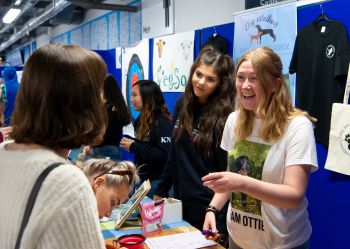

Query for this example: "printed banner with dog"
[153,31,195,92]
[233,3,297,103]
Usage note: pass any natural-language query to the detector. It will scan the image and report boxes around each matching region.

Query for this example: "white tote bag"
[324,64,350,175]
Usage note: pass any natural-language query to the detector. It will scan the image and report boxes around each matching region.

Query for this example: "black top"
[130,111,172,182]
[96,103,124,147]
[154,95,228,232]
[202,34,229,55]
[289,21,350,146]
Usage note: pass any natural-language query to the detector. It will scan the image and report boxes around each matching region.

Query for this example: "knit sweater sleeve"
[22,165,105,249]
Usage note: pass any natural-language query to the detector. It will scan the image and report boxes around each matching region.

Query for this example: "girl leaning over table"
[81,158,139,219]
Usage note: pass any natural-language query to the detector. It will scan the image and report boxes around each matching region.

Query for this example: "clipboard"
[116,180,151,229]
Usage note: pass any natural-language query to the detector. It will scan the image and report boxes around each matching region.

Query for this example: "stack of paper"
[145,231,216,249]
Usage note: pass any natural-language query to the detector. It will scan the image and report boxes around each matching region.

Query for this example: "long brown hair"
[104,74,131,126]
[234,46,315,141]
[11,43,107,149]
[134,80,171,141]
[175,45,235,156]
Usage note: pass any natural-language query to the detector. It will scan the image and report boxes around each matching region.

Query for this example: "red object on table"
[114,234,145,249]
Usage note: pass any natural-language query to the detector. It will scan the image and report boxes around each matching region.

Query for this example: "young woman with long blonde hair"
[202,46,318,249]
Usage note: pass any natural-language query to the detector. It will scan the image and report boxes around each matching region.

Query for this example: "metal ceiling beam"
[67,0,137,12]
[0,0,41,35]
[0,0,71,52]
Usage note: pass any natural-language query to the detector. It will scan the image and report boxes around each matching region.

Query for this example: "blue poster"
[234,3,297,103]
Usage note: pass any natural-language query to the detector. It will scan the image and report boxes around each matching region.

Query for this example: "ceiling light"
[2,8,21,24]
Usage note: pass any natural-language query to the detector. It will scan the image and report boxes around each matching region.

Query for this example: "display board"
[108,12,119,48]
[51,0,141,49]
[234,2,297,102]
[91,17,108,50]
[122,39,149,121]
[153,31,194,92]
[130,11,142,45]
[70,27,83,47]
[245,0,289,9]
[83,24,90,48]
[120,11,130,47]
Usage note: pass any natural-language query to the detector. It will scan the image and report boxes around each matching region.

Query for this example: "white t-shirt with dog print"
[221,111,318,249]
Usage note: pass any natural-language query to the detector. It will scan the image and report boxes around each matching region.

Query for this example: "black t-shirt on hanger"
[289,20,350,146]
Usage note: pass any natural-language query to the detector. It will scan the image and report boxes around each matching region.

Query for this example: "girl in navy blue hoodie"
[120,80,172,197]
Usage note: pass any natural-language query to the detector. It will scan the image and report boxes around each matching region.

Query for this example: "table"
[101,218,224,249]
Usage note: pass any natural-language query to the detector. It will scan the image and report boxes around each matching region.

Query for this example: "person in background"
[0,65,20,126]
[120,79,172,198]
[0,125,13,141]
[0,43,108,249]
[81,159,139,218]
[83,75,131,161]
[0,77,3,125]
[202,46,318,249]
[153,45,236,241]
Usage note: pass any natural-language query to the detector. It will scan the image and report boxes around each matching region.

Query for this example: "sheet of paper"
[145,231,216,249]
[122,123,135,138]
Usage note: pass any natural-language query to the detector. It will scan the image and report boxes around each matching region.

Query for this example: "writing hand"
[153,194,163,201]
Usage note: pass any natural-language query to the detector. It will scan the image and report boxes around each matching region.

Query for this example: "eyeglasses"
[94,170,134,184]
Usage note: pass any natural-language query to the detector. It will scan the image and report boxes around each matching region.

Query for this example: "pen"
[202,230,214,235]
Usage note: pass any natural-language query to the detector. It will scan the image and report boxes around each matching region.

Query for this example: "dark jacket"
[96,103,125,147]
[1,66,20,126]
[154,95,228,231]
[130,111,172,181]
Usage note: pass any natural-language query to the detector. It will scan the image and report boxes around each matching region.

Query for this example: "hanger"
[213,26,217,37]
[313,3,332,24]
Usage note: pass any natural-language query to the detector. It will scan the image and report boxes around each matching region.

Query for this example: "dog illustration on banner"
[249,32,263,44]
[156,39,166,58]
[180,41,193,60]
[345,134,350,150]
[255,24,276,43]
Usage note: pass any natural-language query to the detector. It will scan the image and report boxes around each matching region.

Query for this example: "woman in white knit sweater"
[0,44,108,249]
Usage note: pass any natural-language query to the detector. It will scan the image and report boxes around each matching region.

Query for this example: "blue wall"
[296,1,350,249]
